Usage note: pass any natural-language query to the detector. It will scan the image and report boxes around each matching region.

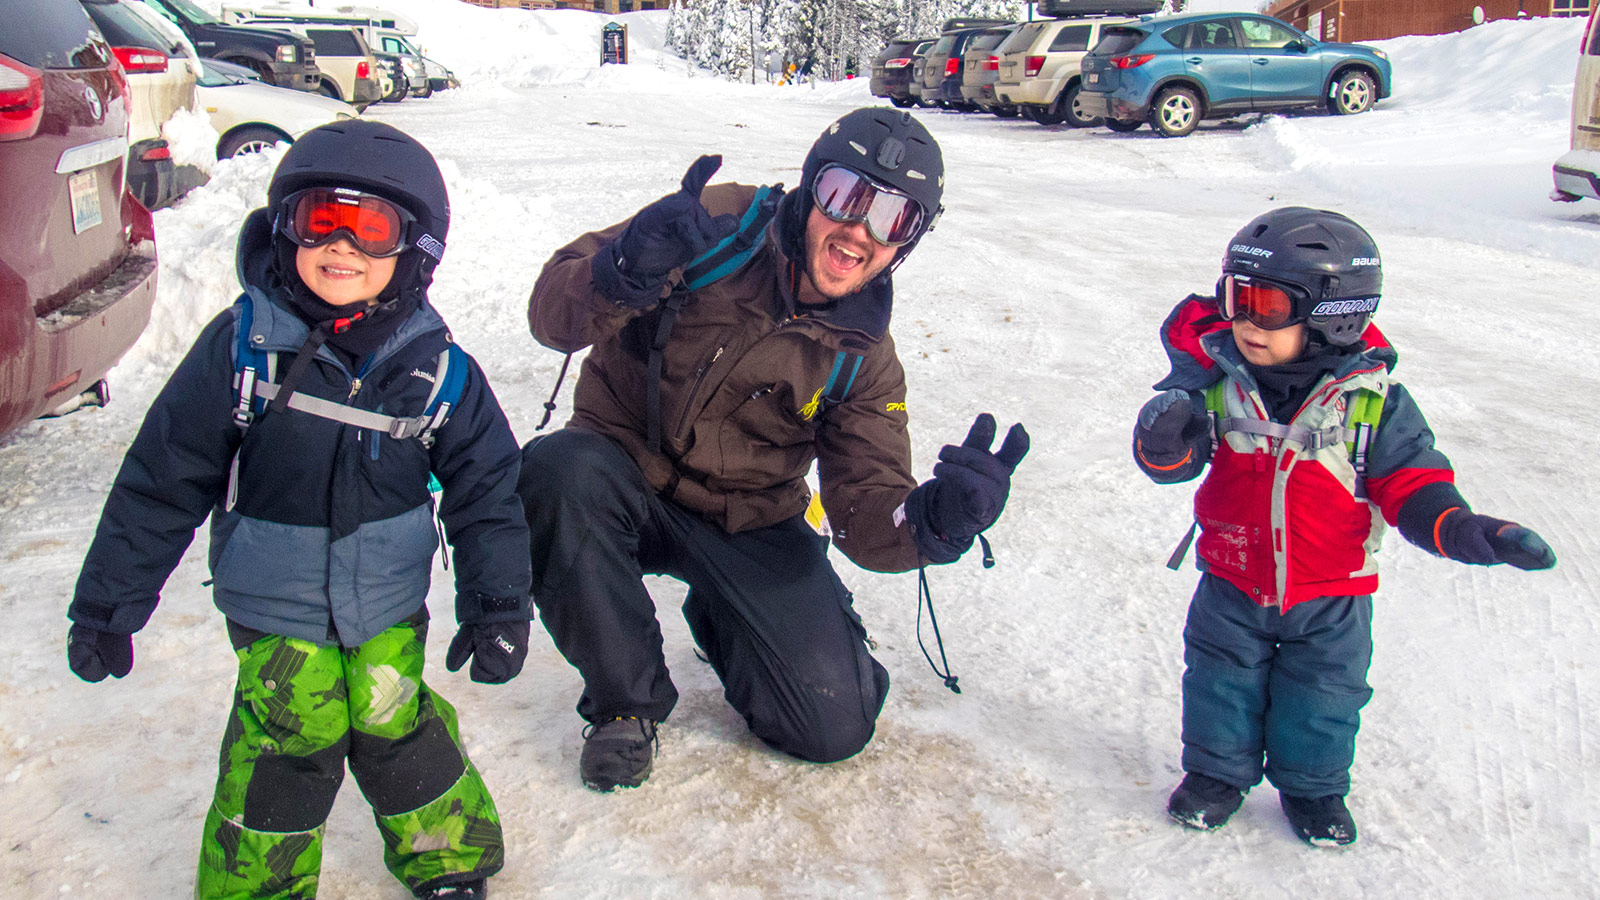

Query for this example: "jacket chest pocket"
[712,383,819,483]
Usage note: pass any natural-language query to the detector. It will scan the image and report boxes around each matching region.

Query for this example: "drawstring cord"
[915,534,996,695]
[537,352,574,430]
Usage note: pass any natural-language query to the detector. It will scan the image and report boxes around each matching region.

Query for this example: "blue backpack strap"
[416,342,469,447]
[231,294,272,429]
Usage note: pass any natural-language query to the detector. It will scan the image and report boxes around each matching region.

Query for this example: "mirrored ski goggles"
[1217,274,1307,331]
[812,163,927,247]
[278,187,431,259]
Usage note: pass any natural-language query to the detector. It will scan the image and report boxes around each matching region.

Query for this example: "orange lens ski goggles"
[279,187,419,258]
[1218,274,1304,330]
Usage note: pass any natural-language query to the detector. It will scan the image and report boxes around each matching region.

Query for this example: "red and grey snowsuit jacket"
[1135,296,1456,610]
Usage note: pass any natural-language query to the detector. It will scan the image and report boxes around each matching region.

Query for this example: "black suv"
[132,0,319,92]
[870,37,935,108]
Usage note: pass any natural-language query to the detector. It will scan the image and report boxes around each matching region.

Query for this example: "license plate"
[1088,72,1100,84]
[69,169,103,235]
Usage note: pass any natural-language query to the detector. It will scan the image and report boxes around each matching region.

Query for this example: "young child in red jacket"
[1133,207,1555,846]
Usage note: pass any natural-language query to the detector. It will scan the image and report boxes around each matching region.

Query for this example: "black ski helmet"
[782,107,944,262]
[1219,207,1382,346]
[267,120,450,278]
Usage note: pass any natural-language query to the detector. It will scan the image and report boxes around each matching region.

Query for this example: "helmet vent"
[1296,241,1330,250]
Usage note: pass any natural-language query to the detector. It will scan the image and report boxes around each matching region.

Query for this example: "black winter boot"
[580,717,658,792]
[417,877,486,899]
[1280,793,1358,846]
[1167,772,1247,830]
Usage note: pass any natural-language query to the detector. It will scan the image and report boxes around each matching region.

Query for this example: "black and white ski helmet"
[268,120,449,268]
[795,107,944,253]
[1220,207,1382,346]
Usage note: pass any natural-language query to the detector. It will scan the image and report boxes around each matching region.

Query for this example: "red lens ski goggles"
[811,164,927,247]
[278,187,428,259]
[1218,274,1305,330]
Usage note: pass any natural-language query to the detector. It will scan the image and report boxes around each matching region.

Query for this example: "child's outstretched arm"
[68,312,244,681]
[1365,384,1555,571]
[428,354,534,684]
[1133,388,1210,484]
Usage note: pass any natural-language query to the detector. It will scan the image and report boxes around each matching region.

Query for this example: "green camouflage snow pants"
[196,615,504,899]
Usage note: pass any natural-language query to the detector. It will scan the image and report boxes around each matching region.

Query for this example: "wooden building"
[1263,0,1592,43]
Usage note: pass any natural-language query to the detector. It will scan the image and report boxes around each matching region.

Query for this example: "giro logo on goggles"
[1311,296,1380,316]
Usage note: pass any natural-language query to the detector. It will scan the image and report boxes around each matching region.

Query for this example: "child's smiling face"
[1232,318,1308,367]
[296,238,397,308]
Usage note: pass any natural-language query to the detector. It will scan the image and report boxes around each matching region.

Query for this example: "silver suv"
[994,16,1132,126]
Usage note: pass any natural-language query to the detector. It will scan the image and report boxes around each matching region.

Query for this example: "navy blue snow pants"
[517,427,890,764]
[1181,574,1374,798]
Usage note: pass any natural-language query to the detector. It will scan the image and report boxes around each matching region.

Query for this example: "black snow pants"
[517,427,890,763]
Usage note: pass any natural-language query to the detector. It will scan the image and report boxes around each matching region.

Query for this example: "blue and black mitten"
[1398,482,1556,570]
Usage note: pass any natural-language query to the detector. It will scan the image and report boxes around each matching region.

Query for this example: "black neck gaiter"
[1245,341,1352,423]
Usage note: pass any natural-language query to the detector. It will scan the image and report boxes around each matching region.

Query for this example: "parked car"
[995,15,1133,126]
[918,23,1013,110]
[907,39,936,107]
[1036,0,1162,16]
[870,37,933,109]
[420,55,458,93]
[80,0,206,209]
[1553,4,1600,202]
[0,0,158,439]
[959,25,1020,116]
[131,0,320,92]
[197,58,357,158]
[237,20,380,108]
[222,4,431,98]
[1078,11,1392,137]
[372,47,401,102]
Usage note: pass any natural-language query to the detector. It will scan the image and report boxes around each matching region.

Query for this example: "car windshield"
[1090,27,1147,56]
[154,0,219,25]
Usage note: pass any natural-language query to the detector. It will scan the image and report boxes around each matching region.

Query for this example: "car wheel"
[1104,117,1143,133]
[1018,105,1042,123]
[218,126,288,159]
[1061,84,1102,128]
[1150,86,1200,137]
[1330,70,1376,115]
[1033,97,1066,126]
[317,79,341,101]
[414,79,434,99]
[890,94,916,108]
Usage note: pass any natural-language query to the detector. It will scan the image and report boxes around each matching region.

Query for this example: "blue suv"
[1078,12,1391,137]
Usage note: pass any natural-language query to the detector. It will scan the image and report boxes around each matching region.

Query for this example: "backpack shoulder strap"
[681,184,785,292]
[645,184,786,454]
[1343,385,1386,499]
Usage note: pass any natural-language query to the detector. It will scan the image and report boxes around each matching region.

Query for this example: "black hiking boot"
[1167,772,1247,830]
[416,877,486,899]
[580,716,657,792]
[1280,792,1358,846]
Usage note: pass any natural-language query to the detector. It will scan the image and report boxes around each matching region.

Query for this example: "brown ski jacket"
[528,183,923,573]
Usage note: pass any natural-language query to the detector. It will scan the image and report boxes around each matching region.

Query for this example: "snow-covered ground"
[3,3,1598,898]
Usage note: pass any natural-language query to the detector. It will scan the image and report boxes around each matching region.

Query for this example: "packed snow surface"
[2,3,1597,898]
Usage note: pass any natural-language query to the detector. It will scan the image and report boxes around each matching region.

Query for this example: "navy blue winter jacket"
[70,211,531,646]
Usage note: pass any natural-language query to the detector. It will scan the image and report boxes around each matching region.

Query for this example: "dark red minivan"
[0,0,158,440]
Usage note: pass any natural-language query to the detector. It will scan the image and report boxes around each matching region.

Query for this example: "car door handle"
[1253,58,1270,65]
[1186,57,1202,64]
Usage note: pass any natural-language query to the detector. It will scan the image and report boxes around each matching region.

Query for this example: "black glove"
[592,154,740,308]
[905,413,1030,563]
[445,620,530,684]
[67,623,134,683]
[1136,388,1205,460]
[1435,510,1556,570]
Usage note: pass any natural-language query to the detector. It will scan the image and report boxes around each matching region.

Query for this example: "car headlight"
[276,44,296,63]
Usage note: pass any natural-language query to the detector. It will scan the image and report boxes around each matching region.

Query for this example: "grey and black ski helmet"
[1219,207,1382,346]
[786,107,944,261]
[267,120,449,276]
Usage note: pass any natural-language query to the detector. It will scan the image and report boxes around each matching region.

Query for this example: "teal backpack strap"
[821,350,864,407]
[227,296,276,512]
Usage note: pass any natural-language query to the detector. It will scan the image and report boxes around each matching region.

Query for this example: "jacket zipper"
[673,345,724,440]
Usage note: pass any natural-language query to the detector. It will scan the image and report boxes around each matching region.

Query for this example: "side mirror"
[1286,39,1311,53]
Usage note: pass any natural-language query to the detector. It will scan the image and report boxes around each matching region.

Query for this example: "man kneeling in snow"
[517,107,1028,791]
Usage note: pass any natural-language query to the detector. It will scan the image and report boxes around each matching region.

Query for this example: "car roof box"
[941,17,1013,33]
[1037,0,1164,18]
